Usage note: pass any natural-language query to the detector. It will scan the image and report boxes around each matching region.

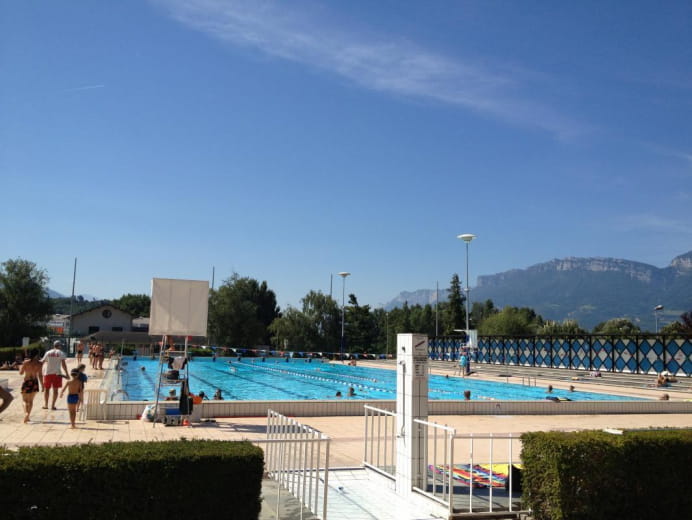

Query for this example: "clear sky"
[2,1,690,310]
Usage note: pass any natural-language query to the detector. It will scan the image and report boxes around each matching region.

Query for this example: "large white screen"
[149,278,209,336]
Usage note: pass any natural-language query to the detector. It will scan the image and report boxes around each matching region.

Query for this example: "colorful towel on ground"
[429,463,521,488]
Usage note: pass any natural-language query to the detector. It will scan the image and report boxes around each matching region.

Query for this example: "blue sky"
[1,0,690,310]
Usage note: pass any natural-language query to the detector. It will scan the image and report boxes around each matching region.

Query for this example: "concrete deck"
[1,358,690,519]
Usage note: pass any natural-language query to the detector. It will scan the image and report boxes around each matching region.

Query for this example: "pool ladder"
[521,376,537,386]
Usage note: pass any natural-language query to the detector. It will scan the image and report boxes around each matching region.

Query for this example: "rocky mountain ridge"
[385,251,692,330]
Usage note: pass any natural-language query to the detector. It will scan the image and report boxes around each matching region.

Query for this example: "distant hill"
[385,251,692,331]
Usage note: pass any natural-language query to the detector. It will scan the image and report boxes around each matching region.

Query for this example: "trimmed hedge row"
[521,429,692,520]
[0,439,263,519]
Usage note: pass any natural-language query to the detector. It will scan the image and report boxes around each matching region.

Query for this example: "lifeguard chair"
[149,278,209,427]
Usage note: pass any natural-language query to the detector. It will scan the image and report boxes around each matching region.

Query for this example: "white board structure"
[149,278,209,337]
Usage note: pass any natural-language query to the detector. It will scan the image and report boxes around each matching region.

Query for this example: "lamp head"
[457,233,476,243]
[337,272,351,278]
[654,304,664,311]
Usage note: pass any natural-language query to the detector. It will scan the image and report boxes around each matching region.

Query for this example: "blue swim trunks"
[67,393,79,405]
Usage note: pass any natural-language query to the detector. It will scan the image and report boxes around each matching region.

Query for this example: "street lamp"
[457,233,476,333]
[338,272,350,360]
[654,304,664,333]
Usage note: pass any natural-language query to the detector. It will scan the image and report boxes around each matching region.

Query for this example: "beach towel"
[429,463,521,488]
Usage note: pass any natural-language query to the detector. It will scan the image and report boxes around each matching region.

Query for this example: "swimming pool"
[114,357,642,402]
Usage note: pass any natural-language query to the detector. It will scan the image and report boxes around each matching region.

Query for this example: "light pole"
[338,272,350,360]
[654,304,664,333]
[457,233,476,333]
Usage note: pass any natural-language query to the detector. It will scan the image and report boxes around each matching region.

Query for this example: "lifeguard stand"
[149,278,209,427]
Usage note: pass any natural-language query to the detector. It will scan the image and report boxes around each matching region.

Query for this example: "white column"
[395,333,429,496]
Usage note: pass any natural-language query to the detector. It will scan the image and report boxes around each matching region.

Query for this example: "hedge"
[0,439,263,519]
[521,429,692,520]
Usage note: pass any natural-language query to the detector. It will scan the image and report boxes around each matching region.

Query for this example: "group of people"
[0,341,90,428]
[0,355,23,370]
[166,387,223,401]
[335,387,357,398]
[656,371,678,387]
[86,342,106,370]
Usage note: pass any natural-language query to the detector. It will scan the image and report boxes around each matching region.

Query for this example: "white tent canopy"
[149,278,209,337]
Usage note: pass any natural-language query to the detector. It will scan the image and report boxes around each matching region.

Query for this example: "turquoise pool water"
[116,357,642,402]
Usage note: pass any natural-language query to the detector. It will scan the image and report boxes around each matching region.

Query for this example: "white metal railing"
[82,388,108,421]
[266,410,330,520]
[363,405,397,479]
[413,418,456,509]
[413,419,524,515]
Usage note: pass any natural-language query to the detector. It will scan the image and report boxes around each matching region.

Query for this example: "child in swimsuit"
[60,369,83,429]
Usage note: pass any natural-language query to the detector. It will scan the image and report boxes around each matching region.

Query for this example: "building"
[70,304,134,337]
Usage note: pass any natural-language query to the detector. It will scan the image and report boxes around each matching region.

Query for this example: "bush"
[0,439,263,519]
[521,429,692,520]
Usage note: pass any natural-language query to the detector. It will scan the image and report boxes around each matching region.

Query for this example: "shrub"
[0,439,263,519]
[521,429,692,520]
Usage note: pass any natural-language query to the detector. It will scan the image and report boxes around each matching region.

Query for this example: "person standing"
[76,364,88,412]
[75,340,84,363]
[41,341,69,410]
[459,353,468,378]
[19,349,42,423]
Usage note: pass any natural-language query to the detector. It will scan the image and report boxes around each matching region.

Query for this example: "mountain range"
[384,251,692,331]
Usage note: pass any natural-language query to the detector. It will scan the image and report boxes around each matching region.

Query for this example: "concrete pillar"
[395,333,429,496]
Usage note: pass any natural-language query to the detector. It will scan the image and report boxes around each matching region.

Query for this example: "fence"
[363,405,397,479]
[430,335,692,376]
[363,406,525,515]
[414,418,524,515]
[266,410,331,520]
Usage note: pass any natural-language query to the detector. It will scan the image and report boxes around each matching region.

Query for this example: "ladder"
[152,340,190,427]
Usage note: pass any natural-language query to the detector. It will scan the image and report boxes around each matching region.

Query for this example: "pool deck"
[2,358,691,519]
[2,357,691,465]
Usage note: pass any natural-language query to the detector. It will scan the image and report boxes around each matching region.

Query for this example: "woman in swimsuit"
[19,349,43,423]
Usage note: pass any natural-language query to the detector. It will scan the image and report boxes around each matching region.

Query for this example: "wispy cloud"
[650,145,692,168]
[615,213,692,235]
[151,0,583,139]
[63,84,105,92]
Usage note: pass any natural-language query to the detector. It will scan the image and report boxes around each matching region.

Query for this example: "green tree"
[51,295,106,315]
[410,304,436,337]
[111,293,151,317]
[683,311,692,333]
[538,319,586,335]
[270,290,341,352]
[478,306,544,335]
[208,274,279,346]
[444,274,466,334]
[660,311,692,334]
[592,318,641,335]
[470,299,498,330]
[268,306,311,350]
[0,259,53,345]
[345,294,377,353]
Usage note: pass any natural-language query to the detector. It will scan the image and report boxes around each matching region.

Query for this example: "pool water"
[116,357,642,402]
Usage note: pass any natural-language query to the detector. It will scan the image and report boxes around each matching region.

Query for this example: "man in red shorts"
[41,340,69,410]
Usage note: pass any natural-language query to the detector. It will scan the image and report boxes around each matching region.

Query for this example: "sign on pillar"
[395,333,429,496]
